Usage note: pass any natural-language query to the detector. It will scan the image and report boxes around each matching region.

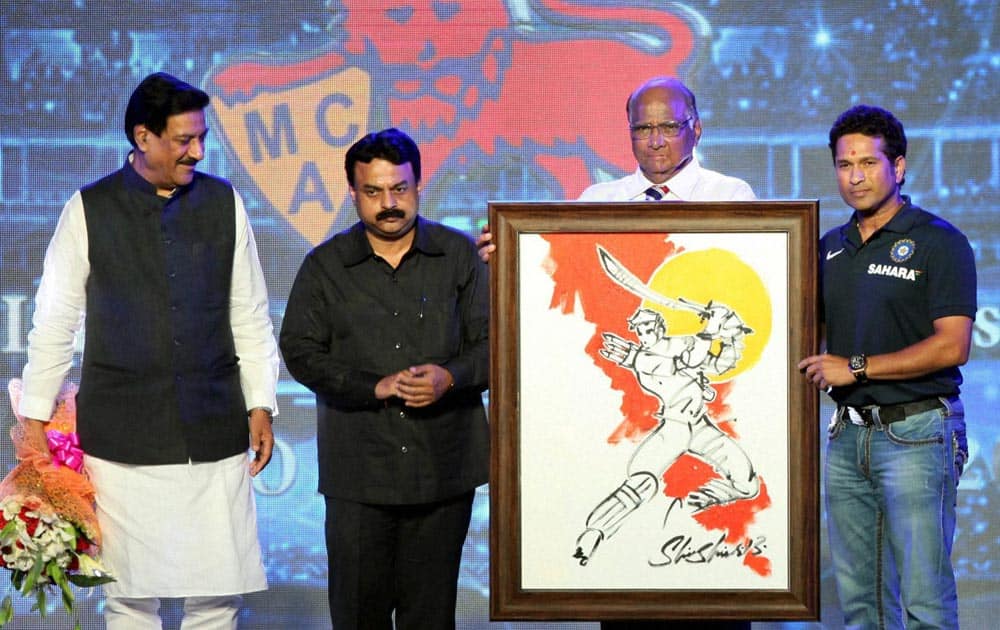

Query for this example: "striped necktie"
[644,185,669,200]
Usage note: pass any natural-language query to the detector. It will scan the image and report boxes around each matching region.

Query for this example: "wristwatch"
[848,354,868,383]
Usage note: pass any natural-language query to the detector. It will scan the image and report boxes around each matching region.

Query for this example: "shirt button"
[399,411,406,418]
[400,446,408,453]
[164,238,173,246]
[394,342,401,349]
[168,271,176,279]
[393,311,399,317]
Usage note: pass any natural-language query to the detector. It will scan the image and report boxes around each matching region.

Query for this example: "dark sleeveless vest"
[76,159,249,464]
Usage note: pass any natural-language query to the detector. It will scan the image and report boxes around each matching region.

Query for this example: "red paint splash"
[544,233,678,439]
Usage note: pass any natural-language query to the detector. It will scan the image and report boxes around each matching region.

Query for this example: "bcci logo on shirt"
[870,239,921,282]
[890,239,916,263]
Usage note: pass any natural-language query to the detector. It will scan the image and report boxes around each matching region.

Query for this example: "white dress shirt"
[578,156,757,202]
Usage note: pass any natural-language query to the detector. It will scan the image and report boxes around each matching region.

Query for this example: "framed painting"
[488,201,820,621]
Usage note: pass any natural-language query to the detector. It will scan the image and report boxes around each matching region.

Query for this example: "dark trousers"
[324,491,475,630]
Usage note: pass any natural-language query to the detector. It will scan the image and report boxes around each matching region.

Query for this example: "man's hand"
[797,353,854,390]
[476,224,494,263]
[375,372,402,401]
[248,408,274,476]
[24,418,51,461]
[376,364,455,407]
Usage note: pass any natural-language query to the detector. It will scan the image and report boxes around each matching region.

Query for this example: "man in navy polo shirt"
[799,105,976,629]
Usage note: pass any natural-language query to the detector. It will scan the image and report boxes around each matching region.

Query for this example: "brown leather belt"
[841,397,946,427]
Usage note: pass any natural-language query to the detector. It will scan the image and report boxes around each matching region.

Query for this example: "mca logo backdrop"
[204,0,701,245]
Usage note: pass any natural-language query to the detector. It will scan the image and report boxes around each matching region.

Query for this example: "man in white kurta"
[18,72,278,629]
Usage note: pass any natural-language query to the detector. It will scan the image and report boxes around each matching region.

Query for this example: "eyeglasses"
[629,118,693,139]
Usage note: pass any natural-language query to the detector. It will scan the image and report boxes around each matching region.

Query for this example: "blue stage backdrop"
[1,1,997,628]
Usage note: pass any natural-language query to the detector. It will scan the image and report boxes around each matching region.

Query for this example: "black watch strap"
[849,354,868,383]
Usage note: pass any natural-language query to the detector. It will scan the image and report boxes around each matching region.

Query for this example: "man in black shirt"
[280,128,489,628]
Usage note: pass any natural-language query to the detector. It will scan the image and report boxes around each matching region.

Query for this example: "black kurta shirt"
[280,217,489,504]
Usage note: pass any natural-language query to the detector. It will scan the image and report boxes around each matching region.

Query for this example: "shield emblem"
[207,66,370,245]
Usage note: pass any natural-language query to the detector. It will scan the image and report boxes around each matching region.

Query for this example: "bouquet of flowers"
[0,379,114,627]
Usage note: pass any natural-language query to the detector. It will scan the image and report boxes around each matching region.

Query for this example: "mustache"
[376,208,406,221]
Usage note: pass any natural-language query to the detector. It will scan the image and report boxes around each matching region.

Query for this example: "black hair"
[828,105,907,163]
[344,128,422,187]
[124,72,210,148]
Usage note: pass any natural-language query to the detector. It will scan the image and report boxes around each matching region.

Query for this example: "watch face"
[849,355,866,371]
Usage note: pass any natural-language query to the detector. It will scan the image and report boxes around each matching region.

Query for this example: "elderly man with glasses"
[477,77,756,630]
[477,76,755,260]
[578,76,755,202]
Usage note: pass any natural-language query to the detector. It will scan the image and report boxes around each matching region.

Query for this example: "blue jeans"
[825,396,966,630]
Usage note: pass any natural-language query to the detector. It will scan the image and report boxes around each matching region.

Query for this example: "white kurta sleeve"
[19,192,90,421]
[229,190,280,416]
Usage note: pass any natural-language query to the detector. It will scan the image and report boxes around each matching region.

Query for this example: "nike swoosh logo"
[826,249,845,260]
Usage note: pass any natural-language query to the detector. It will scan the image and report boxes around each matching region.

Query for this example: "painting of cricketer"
[575,246,760,565]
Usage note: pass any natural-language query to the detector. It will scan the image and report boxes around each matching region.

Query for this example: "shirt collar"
[122,153,161,197]
[626,156,702,201]
[340,215,443,266]
[842,195,917,247]
[123,152,191,200]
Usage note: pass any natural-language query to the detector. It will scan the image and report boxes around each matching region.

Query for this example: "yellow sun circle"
[642,248,771,381]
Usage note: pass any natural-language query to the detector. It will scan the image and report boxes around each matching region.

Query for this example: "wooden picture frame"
[488,201,820,621]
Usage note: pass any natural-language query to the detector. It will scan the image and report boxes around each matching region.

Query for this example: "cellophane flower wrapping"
[0,379,114,626]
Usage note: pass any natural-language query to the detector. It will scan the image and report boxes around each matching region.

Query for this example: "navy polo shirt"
[820,197,976,406]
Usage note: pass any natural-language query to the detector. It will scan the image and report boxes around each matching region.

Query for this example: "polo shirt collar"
[842,195,917,249]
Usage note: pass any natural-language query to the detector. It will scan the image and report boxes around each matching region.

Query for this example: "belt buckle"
[844,406,867,426]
